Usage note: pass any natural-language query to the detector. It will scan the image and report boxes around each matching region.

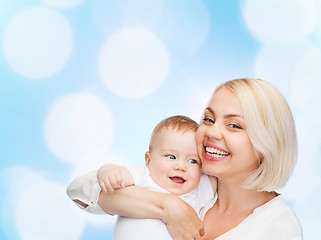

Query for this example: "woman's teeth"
[205,147,229,158]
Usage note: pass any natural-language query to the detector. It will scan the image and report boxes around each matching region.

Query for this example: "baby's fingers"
[114,171,126,189]
[98,179,108,193]
[105,174,119,193]
[104,177,116,193]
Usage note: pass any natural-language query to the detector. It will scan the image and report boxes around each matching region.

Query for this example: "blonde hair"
[215,78,297,191]
[149,115,199,152]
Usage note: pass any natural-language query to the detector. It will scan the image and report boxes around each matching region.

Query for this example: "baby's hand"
[97,164,131,193]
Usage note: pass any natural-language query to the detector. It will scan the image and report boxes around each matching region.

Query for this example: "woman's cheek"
[195,127,205,152]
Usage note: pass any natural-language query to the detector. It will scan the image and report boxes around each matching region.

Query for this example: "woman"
[68,78,302,239]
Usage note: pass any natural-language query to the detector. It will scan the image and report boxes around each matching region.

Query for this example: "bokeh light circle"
[44,93,115,165]
[15,181,84,240]
[99,27,170,99]
[69,152,129,183]
[1,167,44,240]
[290,46,321,142]
[254,41,316,97]
[156,0,210,55]
[3,6,73,79]
[291,46,321,108]
[92,0,210,55]
[242,0,317,43]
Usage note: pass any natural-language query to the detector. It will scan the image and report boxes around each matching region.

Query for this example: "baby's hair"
[149,115,199,152]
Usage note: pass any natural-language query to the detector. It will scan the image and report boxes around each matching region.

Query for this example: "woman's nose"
[206,123,223,140]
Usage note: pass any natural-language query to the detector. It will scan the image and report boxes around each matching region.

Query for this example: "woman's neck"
[215,178,275,215]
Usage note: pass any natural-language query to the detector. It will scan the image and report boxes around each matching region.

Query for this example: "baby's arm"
[97,164,134,193]
[66,164,134,213]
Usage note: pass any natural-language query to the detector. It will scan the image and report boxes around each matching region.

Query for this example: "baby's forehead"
[151,128,195,146]
[159,127,196,137]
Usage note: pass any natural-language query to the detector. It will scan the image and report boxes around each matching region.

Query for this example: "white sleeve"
[128,165,168,193]
[66,170,105,214]
[127,165,149,186]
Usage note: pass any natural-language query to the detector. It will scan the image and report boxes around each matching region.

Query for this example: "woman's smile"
[204,145,230,161]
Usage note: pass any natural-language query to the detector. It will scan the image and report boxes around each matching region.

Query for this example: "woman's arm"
[67,170,205,239]
[98,186,205,240]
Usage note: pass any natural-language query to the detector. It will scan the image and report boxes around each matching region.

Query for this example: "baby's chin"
[167,186,196,196]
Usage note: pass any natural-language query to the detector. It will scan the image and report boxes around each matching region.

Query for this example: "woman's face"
[195,87,259,182]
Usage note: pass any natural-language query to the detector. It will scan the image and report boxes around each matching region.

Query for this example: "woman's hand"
[162,194,205,240]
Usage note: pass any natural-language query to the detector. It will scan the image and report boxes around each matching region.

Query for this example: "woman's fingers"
[163,195,204,240]
[199,225,205,237]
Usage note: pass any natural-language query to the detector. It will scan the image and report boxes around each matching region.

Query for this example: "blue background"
[1,0,320,239]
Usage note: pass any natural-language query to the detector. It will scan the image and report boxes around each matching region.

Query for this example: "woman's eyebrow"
[205,107,214,114]
[205,108,243,119]
[224,114,244,119]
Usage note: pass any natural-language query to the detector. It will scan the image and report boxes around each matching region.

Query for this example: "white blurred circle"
[15,181,85,240]
[291,46,321,109]
[41,0,87,8]
[1,166,44,240]
[3,6,73,79]
[69,152,129,182]
[44,93,115,164]
[158,0,210,55]
[254,41,317,97]
[99,27,170,99]
[280,123,321,199]
[92,0,210,55]
[290,47,321,145]
[242,0,316,43]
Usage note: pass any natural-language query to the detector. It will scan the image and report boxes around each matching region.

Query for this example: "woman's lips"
[203,145,230,161]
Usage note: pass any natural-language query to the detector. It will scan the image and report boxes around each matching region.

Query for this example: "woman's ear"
[145,151,151,167]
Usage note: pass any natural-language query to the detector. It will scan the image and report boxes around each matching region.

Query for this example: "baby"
[67,115,216,239]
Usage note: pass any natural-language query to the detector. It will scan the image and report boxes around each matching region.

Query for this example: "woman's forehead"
[208,87,243,115]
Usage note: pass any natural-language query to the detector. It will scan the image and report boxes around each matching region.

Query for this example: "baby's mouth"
[170,176,186,184]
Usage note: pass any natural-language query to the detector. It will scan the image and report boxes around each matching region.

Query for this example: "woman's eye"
[203,117,214,124]
[166,155,176,160]
[187,159,198,164]
[228,123,241,129]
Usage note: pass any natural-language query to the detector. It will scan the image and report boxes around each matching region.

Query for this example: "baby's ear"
[145,151,151,167]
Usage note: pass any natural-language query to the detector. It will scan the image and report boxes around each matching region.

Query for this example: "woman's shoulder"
[254,194,297,215]
[251,194,302,238]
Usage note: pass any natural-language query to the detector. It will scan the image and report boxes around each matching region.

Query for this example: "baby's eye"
[166,155,176,160]
[187,159,198,164]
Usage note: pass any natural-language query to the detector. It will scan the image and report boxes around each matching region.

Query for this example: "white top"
[66,165,214,240]
[199,194,303,240]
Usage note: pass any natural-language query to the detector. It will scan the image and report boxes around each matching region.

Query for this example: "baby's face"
[146,128,202,196]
